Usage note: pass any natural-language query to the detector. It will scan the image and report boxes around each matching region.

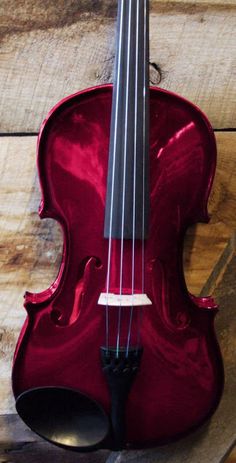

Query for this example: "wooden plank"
[227,449,236,463]
[184,132,236,295]
[0,251,235,463]
[0,415,109,463]
[0,137,63,415]
[0,131,236,415]
[0,1,236,132]
[161,0,236,3]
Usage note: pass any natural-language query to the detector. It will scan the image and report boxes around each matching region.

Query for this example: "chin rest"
[16,386,110,451]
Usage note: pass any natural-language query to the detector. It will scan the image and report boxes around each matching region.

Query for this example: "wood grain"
[0,252,235,463]
[0,131,235,417]
[0,414,109,463]
[184,132,236,295]
[0,0,236,132]
[1,1,236,460]
[227,449,236,463]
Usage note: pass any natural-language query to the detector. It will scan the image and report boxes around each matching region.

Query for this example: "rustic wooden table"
[0,0,235,462]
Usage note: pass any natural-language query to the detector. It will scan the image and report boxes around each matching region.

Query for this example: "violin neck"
[104,0,150,240]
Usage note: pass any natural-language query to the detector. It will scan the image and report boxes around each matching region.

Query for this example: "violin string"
[106,0,125,352]
[126,0,140,357]
[137,0,148,350]
[116,0,132,358]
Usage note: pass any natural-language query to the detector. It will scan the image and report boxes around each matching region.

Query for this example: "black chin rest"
[16,386,110,451]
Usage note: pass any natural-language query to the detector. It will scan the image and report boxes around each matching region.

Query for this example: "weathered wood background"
[0,0,236,462]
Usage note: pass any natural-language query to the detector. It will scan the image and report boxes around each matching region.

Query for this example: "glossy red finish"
[12,85,224,448]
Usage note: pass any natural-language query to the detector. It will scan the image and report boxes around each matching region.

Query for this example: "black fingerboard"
[104,0,150,240]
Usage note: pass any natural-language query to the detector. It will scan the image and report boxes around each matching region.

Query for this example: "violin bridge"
[98,293,152,307]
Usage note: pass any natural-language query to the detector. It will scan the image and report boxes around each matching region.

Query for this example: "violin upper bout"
[150,86,217,228]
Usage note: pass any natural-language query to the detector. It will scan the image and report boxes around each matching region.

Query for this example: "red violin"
[13,0,224,451]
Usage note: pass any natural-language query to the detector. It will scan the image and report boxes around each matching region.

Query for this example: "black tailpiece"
[101,347,143,450]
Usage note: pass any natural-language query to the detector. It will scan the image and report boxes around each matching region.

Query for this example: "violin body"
[13,84,224,449]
